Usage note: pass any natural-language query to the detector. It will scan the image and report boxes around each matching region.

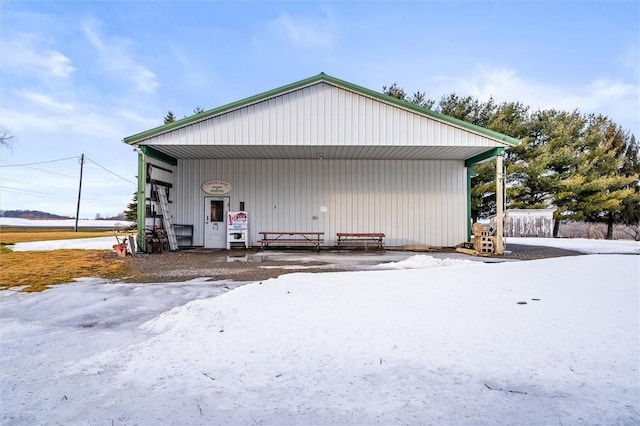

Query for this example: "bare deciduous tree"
[0,127,16,148]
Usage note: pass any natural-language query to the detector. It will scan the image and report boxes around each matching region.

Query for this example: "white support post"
[495,154,504,255]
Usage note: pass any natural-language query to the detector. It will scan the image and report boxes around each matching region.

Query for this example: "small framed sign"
[202,179,232,195]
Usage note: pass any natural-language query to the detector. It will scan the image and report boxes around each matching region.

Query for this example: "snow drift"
[1,254,638,425]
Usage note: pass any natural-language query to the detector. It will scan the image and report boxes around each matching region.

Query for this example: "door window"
[210,200,224,222]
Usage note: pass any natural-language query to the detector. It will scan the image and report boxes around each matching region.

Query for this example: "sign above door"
[202,179,232,195]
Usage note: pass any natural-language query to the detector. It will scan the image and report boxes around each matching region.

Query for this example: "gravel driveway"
[122,244,582,283]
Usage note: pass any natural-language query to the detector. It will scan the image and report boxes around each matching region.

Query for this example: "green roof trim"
[141,145,177,166]
[123,73,521,147]
[465,147,504,167]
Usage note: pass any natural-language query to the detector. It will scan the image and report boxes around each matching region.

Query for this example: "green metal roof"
[123,72,521,147]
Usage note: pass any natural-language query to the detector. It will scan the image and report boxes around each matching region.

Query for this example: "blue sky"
[1,0,638,218]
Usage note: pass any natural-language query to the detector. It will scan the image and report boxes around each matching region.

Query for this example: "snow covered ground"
[1,241,638,424]
[2,218,133,252]
[11,236,120,251]
[0,218,133,228]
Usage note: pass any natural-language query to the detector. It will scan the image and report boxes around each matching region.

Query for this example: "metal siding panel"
[428,161,437,245]
[312,87,320,145]
[245,105,253,144]
[340,89,349,145]
[404,160,412,242]
[318,86,326,144]
[351,92,360,145]
[173,158,466,248]
[407,161,416,243]
[405,113,413,147]
[144,84,508,150]
[438,161,446,245]
[291,161,300,230]
[447,160,455,244]
[274,97,283,145]
[282,96,290,146]
[371,100,380,146]
[304,87,313,145]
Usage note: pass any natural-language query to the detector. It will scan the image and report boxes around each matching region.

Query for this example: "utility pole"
[74,153,85,232]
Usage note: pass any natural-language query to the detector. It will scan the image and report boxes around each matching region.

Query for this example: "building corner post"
[136,150,146,252]
[466,167,472,242]
[495,154,504,255]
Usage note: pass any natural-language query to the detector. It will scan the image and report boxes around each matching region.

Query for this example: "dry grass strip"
[0,250,129,292]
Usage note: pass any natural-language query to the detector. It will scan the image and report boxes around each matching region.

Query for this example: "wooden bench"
[336,233,385,252]
[258,231,324,252]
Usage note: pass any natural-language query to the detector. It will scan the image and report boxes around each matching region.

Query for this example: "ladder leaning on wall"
[155,185,179,251]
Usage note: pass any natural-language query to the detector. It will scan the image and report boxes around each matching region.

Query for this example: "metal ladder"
[155,185,179,251]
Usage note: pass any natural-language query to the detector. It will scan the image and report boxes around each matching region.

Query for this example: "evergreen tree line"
[383,84,640,239]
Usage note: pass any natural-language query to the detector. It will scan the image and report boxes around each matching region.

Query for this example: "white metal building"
[124,73,520,251]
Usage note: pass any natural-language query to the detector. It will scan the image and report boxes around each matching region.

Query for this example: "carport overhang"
[134,143,507,250]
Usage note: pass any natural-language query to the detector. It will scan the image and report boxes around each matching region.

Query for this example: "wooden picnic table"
[258,231,324,252]
[336,232,385,252]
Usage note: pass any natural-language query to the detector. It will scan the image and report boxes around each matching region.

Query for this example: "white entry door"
[204,197,228,248]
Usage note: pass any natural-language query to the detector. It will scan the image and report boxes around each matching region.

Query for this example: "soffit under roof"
[144,144,494,161]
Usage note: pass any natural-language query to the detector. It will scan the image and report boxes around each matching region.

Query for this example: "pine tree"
[164,111,176,124]
[438,93,497,128]
[125,191,138,229]
[382,83,407,101]
[470,161,496,222]
[616,134,640,229]
[507,110,586,235]
[555,115,638,239]
[383,83,435,109]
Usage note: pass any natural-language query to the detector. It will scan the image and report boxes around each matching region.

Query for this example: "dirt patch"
[120,245,583,284]
[121,249,348,283]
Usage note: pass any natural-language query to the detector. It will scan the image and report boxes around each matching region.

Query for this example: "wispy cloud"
[2,32,74,79]
[168,43,213,92]
[268,9,338,49]
[21,91,75,112]
[426,65,640,135]
[81,20,160,94]
[6,89,157,138]
[0,88,153,216]
[621,41,639,74]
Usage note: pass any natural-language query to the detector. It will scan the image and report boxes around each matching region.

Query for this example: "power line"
[0,163,77,178]
[0,186,77,200]
[0,177,75,190]
[0,156,79,168]
[0,186,128,205]
[1,155,137,181]
[85,156,137,185]
[75,196,127,205]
